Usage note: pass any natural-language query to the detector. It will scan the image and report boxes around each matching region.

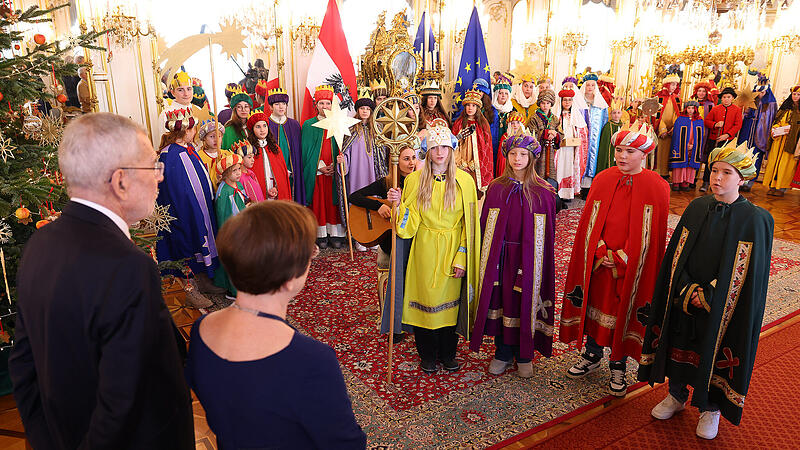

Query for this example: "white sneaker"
[488,358,512,375]
[696,410,721,440]
[566,355,601,379]
[608,367,627,396]
[355,242,368,252]
[651,394,686,420]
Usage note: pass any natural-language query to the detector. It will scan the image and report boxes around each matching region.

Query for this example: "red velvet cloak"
[559,167,670,361]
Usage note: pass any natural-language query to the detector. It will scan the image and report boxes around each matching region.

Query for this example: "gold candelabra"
[102,6,153,48]
[611,35,637,52]
[227,6,277,55]
[291,17,320,54]
[771,34,800,53]
[562,31,587,72]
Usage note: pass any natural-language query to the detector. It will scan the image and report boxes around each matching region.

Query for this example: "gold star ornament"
[374,99,416,143]
[312,98,360,149]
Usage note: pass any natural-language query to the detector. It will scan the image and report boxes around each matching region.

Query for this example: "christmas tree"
[0,3,104,345]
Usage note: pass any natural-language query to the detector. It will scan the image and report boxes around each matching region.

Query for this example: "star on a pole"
[374,101,415,141]
[734,87,758,111]
[313,98,360,149]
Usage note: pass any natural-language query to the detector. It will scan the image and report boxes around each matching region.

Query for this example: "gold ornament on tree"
[0,132,16,163]
[37,114,64,147]
[137,203,177,233]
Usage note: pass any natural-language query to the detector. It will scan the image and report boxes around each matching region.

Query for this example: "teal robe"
[595,120,623,174]
[213,181,247,294]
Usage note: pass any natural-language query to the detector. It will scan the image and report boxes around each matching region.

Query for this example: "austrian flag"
[300,0,358,124]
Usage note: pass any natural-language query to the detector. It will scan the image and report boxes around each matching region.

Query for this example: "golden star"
[312,99,360,149]
[464,63,471,73]
[734,87,758,111]
[484,63,490,73]
[456,76,463,86]
[375,100,415,141]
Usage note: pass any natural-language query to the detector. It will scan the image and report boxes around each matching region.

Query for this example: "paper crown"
[197,119,224,140]
[254,79,269,96]
[170,71,192,89]
[267,87,289,105]
[790,84,800,93]
[192,77,203,87]
[229,85,253,108]
[402,90,419,104]
[611,122,656,154]
[599,74,614,84]
[225,82,240,98]
[462,89,483,107]
[215,153,243,177]
[507,111,526,123]
[561,76,579,87]
[536,76,552,85]
[493,82,512,93]
[421,125,458,152]
[314,85,335,103]
[419,80,442,96]
[370,79,388,93]
[518,73,535,84]
[502,134,541,158]
[663,73,681,84]
[709,141,757,180]
[246,111,270,129]
[582,73,599,83]
[230,139,255,158]
[165,107,196,132]
[609,97,624,111]
[495,71,514,86]
[192,86,206,100]
[558,88,575,98]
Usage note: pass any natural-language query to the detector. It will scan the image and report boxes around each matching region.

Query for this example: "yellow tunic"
[397,172,468,329]
[763,109,800,190]
[197,148,232,189]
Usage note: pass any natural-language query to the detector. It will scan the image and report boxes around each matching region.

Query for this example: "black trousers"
[701,139,723,183]
[414,325,458,363]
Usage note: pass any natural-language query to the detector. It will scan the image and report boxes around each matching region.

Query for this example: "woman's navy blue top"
[186,315,367,449]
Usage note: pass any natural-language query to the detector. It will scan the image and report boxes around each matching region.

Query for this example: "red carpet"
[533,316,800,448]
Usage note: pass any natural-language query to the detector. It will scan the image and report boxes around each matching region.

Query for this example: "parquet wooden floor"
[0,182,796,449]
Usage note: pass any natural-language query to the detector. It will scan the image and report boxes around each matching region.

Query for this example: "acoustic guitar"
[349,197,393,247]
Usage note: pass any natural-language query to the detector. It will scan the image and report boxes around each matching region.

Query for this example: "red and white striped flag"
[300,0,357,124]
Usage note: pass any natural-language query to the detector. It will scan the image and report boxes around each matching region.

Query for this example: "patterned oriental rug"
[285,208,800,449]
[531,314,800,448]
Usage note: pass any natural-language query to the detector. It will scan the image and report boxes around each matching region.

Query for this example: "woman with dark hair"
[420,80,451,128]
[187,201,366,449]
[764,85,800,196]
[452,88,494,192]
[221,89,253,150]
[469,135,557,378]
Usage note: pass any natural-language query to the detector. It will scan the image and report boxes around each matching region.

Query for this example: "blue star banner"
[413,12,437,70]
[455,7,490,113]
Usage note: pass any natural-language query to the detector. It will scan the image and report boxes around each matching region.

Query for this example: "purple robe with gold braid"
[469,180,557,360]
[268,116,306,204]
[156,143,219,278]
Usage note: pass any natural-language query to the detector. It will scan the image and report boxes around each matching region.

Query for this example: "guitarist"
[349,147,418,344]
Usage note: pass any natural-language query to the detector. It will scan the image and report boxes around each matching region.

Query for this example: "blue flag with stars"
[455,7,490,113]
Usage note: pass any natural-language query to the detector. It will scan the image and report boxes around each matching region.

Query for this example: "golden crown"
[709,141,757,180]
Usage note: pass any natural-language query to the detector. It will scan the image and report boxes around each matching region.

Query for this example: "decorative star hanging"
[0,132,16,163]
[0,221,11,244]
[37,114,64,148]
[312,98,360,149]
[137,203,177,233]
[511,56,537,80]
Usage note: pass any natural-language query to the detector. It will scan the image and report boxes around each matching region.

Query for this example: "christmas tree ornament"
[0,91,3,102]
[33,34,46,45]
[35,219,49,229]
[15,207,32,225]
[56,94,67,103]
[137,203,177,233]
[0,132,16,162]
[37,114,63,147]
[0,221,11,244]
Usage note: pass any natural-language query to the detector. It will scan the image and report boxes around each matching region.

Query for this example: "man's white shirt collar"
[71,198,131,239]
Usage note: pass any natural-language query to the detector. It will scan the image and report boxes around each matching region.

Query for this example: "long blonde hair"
[417,146,458,211]
[491,151,555,211]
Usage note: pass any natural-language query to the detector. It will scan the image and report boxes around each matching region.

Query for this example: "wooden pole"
[387,145,399,384]
[208,37,222,148]
[338,159,355,260]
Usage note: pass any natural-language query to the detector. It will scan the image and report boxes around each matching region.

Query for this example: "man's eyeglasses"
[108,161,165,182]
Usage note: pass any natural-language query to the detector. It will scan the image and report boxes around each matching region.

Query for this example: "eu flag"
[413,12,437,71]
[455,7,490,113]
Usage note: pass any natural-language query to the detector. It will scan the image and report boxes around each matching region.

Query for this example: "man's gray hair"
[59,113,146,193]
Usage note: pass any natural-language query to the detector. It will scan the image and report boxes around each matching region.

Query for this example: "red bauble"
[33,34,46,45]
[14,44,20,50]
[57,94,67,103]
[0,91,3,102]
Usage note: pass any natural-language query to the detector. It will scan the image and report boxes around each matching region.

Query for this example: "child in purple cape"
[469,135,558,378]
